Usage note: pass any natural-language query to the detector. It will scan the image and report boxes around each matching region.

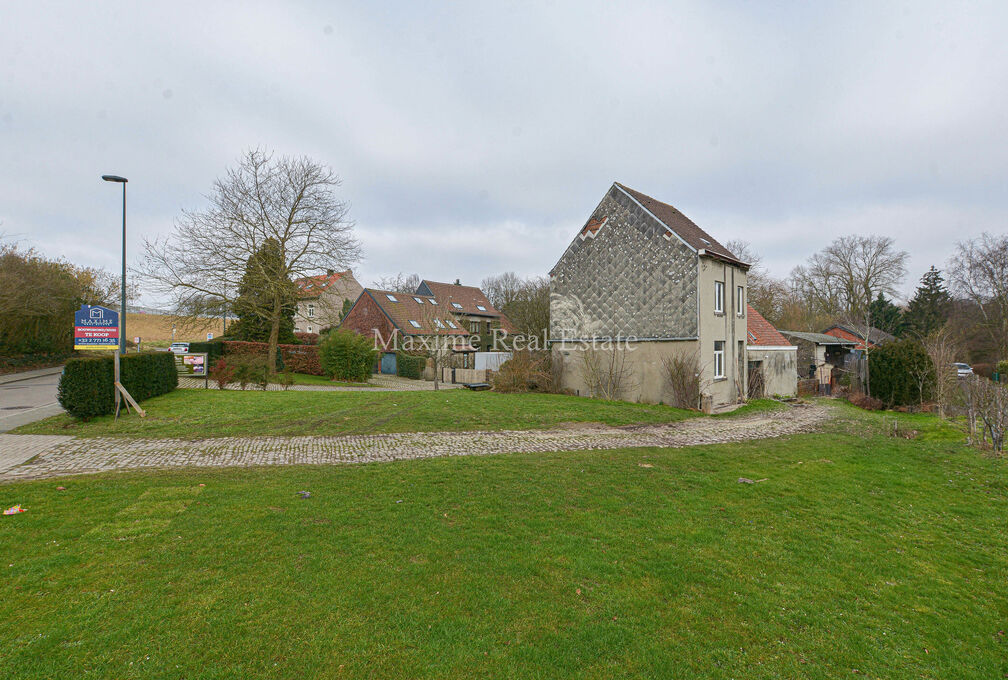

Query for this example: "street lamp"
[101,174,128,353]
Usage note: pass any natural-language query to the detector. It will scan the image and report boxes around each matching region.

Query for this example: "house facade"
[746,305,797,398]
[339,288,471,374]
[293,270,363,335]
[416,280,513,350]
[549,182,749,411]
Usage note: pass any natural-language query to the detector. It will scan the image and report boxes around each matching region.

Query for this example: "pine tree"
[904,266,951,337]
[869,292,905,337]
[229,238,298,348]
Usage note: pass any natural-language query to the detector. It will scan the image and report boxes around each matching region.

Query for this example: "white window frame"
[737,286,745,316]
[408,320,421,328]
[452,302,463,310]
[386,294,398,302]
[307,303,315,318]
[476,305,487,311]
[434,318,445,329]
[446,319,458,329]
[429,299,438,305]
[713,341,725,379]
[714,281,724,314]
[307,325,313,333]
[413,297,424,304]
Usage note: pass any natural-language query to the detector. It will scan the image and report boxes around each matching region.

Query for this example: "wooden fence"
[441,367,490,384]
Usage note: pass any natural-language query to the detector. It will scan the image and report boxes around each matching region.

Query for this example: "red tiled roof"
[364,289,469,336]
[295,271,349,297]
[747,305,793,347]
[614,183,747,267]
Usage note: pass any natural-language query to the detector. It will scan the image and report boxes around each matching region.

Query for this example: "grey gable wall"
[550,185,699,340]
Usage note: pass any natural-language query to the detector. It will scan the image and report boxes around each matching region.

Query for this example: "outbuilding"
[746,305,798,398]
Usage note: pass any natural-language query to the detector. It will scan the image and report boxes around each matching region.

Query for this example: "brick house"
[339,288,472,374]
[549,182,749,410]
[292,270,363,335]
[415,280,514,350]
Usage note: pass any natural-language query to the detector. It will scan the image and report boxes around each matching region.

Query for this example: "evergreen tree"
[868,292,905,337]
[229,238,298,346]
[904,266,951,337]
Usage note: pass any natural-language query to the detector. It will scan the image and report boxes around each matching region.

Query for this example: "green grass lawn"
[14,389,694,438]
[2,405,1005,678]
[281,372,377,387]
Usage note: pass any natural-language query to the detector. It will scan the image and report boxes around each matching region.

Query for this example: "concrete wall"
[697,258,748,407]
[552,339,699,405]
[748,347,798,397]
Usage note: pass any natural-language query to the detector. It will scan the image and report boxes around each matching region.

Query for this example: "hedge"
[222,340,323,375]
[396,352,426,380]
[188,340,226,363]
[318,330,377,382]
[57,352,178,419]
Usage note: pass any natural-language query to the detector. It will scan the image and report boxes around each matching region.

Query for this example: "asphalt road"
[0,369,64,432]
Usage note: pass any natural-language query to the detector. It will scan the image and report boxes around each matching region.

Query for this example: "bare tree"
[579,344,637,400]
[481,272,525,310]
[661,350,710,410]
[948,233,1008,360]
[962,375,1007,453]
[373,272,421,294]
[921,325,960,418]
[140,149,359,371]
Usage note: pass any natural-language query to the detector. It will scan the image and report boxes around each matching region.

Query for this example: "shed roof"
[780,330,858,346]
[747,305,793,347]
[822,324,897,346]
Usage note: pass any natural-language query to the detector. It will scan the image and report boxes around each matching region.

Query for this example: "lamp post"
[101,174,128,353]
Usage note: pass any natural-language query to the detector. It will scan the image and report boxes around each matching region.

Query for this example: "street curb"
[0,366,65,386]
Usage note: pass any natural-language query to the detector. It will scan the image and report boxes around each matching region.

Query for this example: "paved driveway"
[0,368,64,434]
[0,404,826,482]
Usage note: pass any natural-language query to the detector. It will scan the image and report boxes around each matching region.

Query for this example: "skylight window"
[434,319,445,328]
[386,294,398,302]
[429,299,438,305]
[413,297,424,304]
[446,320,458,329]
[451,302,463,309]
[409,320,421,328]
[476,305,487,311]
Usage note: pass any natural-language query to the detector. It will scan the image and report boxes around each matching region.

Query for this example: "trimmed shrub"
[319,330,377,382]
[221,340,323,375]
[396,352,425,380]
[58,352,177,419]
[294,332,319,345]
[228,355,270,390]
[189,340,225,363]
[868,339,935,407]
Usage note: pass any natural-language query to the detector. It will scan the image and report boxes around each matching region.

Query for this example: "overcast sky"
[2,1,1006,305]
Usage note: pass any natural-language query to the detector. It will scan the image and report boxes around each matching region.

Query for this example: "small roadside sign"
[74,304,119,350]
[174,352,208,376]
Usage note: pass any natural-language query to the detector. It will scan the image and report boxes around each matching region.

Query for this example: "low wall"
[442,367,490,384]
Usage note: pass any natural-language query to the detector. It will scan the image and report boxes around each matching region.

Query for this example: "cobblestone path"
[0,404,826,482]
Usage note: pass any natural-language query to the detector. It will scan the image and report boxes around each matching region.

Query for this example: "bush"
[996,360,1008,378]
[848,393,885,411]
[318,330,377,382]
[209,358,237,389]
[971,363,994,379]
[396,352,426,380]
[492,351,552,393]
[58,352,177,419]
[868,339,935,407]
[229,355,270,390]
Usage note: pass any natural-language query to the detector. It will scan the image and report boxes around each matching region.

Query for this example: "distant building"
[822,323,896,351]
[292,270,363,335]
[415,280,514,350]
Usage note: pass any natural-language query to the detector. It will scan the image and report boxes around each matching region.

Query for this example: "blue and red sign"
[74,304,119,350]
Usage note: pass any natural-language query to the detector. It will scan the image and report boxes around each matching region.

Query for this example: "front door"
[380,352,397,374]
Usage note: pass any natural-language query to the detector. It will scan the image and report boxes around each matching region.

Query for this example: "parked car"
[170,342,190,355]
[954,362,974,378]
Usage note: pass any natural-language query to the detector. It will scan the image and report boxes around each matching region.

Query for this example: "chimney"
[454,278,461,285]
[326,269,334,276]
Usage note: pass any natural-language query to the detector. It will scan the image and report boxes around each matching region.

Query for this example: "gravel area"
[0,403,826,482]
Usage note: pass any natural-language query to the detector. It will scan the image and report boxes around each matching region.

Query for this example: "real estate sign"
[174,352,208,376]
[73,304,119,350]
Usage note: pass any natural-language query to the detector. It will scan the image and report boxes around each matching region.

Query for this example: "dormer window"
[386,294,398,302]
